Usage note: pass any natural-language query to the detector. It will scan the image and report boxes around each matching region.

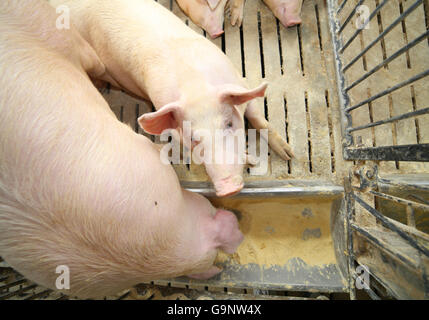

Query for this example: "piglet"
[0,0,243,298]
[262,0,303,28]
[50,0,294,197]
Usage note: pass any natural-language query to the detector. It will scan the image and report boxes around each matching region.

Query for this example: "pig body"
[0,0,242,298]
[262,0,303,28]
[50,0,294,197]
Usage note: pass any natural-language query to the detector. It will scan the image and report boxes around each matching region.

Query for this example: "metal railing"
[328,0,429,300]
[328,0,429,162]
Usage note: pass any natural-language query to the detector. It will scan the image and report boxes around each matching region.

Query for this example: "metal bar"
[337,0,349,15]
[354,260,400,299]
[340,0,388,53]
[344,176,357,300]
[348,107,429,132]
[0,268,16,276]
[383,215,429,242]
[182,180,344,198]
[346,69,429,112]
[351,272,381,300]
[363,286,382,300]
[24,289,53,300]
[188,185,344,198]
[350,222,420,268]
[353,194,429,257]
[0,278,26,291]
[327,0,354,147]
[369,190,429,211]
[338,0,365,34]
[0,284,37,300]
[343,0,424,72]
[345,144,429,162]
[345,30,429,91]
[409,194,429,206]
[378,175,429,191]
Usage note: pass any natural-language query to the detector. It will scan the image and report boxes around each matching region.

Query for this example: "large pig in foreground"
[50,0,294,197]
[262,0,303,28]
[0,0,243,298]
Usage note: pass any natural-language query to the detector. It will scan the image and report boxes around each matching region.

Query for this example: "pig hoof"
[268,131,294,160]
[230,7,244,27]
[188,266,222,279]
[245,153,259,166]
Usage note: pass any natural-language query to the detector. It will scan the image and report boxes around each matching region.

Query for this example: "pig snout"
[213,209,244,254]
[209,29,225,39]
[277,7,302,27]
[275,1,303,28]
[205,16,225,39]
[213,174,244,197]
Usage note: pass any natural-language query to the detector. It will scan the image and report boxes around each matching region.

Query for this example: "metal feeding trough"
[153,180,348,294]
[1,0,428,300]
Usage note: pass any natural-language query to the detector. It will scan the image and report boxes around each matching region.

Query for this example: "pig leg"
[245,101,294,160]
[230,0,245,27]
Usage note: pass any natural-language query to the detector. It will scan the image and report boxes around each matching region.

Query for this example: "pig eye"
[226,121,233,128]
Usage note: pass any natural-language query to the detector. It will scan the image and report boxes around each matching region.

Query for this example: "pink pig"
[0,0,243,298]
[175,0,245,38]
[50,0,294,197]
[262,0,303,28]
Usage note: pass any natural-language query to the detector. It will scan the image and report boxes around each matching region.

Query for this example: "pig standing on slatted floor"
[0,0,243,299]
[50,0,295,197]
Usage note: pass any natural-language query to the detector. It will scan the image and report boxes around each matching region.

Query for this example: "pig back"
[0,26,195,297]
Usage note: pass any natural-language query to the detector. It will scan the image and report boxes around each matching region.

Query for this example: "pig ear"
[137,102,182,135]
[219,82,268,106]
[206,0,222,10]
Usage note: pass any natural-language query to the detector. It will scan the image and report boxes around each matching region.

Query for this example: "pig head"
[138,82,268,197]
[262,0,303,28]
[175,0,228,38]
